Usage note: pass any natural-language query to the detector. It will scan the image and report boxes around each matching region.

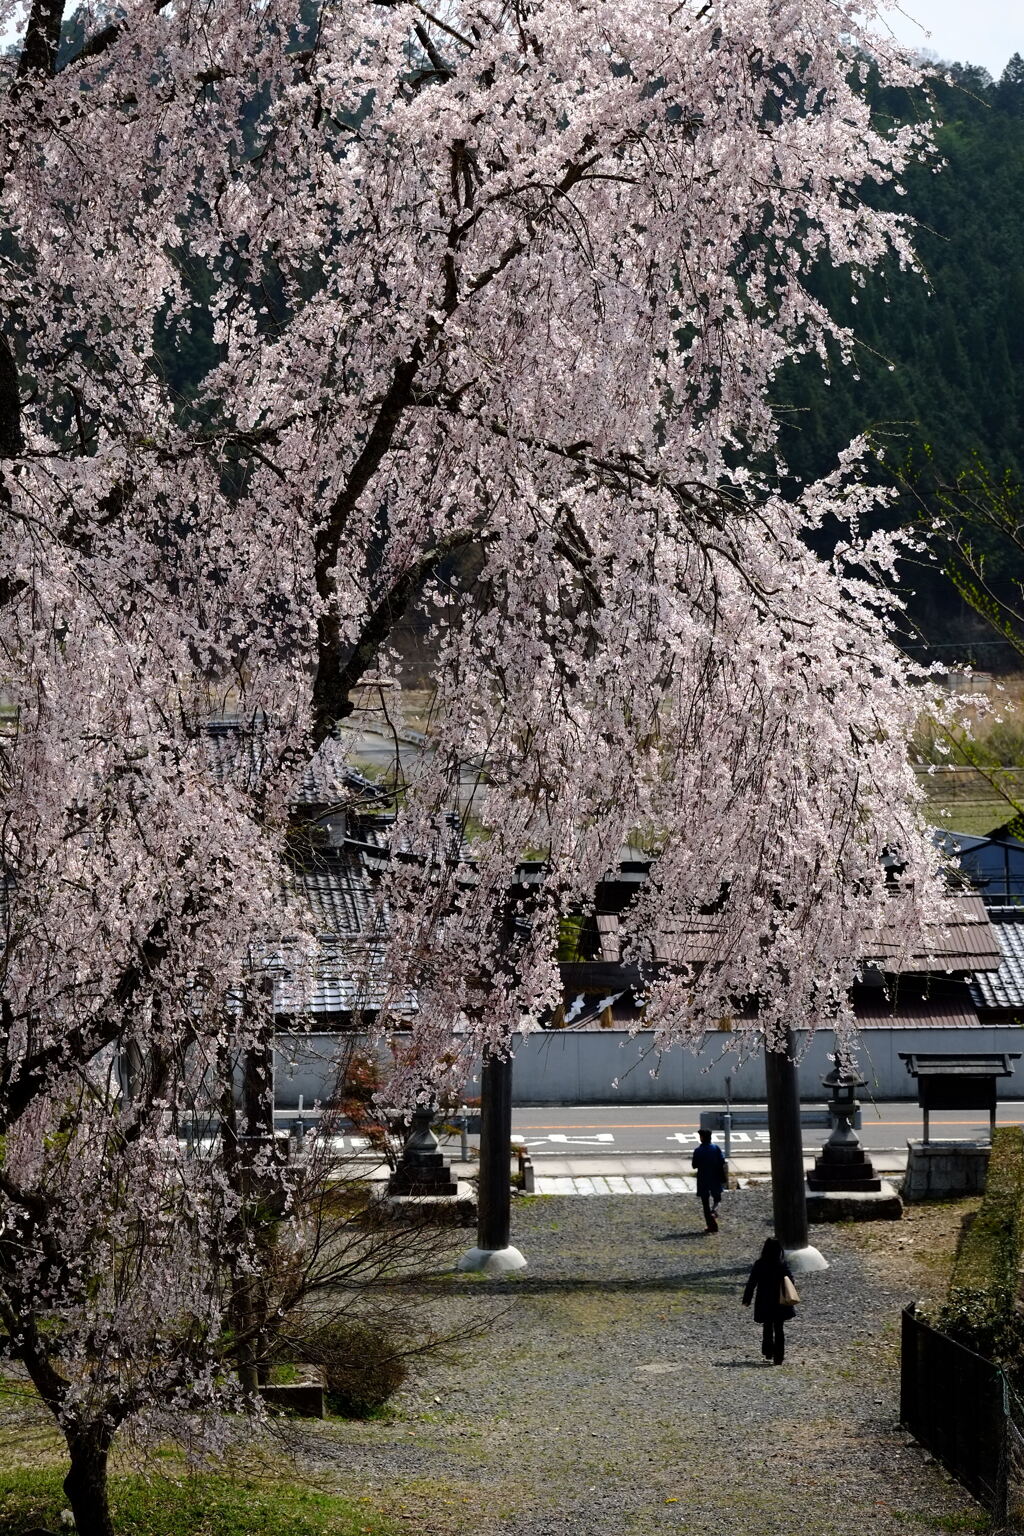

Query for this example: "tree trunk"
[63,1424,116,1536]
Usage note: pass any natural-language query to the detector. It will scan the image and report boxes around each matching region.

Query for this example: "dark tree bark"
[63,1423,116,1536]
[476,1046,514,1252]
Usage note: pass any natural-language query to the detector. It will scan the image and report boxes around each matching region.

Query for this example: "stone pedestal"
[807,1064,882,1193]
[807,1139,883,1193]
[805,1062,900,1220]
[902,1139,990,1202]
[387,1106,459,1196]
[806,1181,903,1222]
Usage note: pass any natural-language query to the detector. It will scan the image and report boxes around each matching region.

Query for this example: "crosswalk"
[534,1174,697,1196]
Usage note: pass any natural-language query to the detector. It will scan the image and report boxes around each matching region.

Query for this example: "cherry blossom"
[0,2,949,1529]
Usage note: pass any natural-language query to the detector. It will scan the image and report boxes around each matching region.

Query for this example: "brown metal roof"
[854,996,983,1029]
[596,911,724,967]
[596,894,1001,975]
[862,894,1002,974]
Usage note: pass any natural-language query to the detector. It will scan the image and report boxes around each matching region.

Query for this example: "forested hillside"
[776,55,1024,656]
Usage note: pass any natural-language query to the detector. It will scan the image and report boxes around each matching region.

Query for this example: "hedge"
[937,1125,1024,1364]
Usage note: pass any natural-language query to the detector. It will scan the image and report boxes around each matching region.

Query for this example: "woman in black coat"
[742,1236,796,1364]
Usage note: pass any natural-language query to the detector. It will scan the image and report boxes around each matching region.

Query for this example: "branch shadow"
[654,1231,716,1242]
[421,1263,752,1297]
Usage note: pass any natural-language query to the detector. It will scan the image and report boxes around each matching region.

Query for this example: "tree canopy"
[0,2,953,1528]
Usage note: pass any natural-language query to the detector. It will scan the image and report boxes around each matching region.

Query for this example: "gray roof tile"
[968,907,1024,1011]
[205,724,380,808]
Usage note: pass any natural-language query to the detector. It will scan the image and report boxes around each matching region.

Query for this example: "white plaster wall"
[274,1025,1024,1106]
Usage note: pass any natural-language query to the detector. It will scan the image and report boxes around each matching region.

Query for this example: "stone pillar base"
[783,1243,829,1274]
[457,1245,527,1275]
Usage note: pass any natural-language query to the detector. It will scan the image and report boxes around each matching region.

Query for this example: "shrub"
[300,1321,408,1418]
[938,1126,1024,1364]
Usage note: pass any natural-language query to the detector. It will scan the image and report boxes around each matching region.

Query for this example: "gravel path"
[300,1189,986,1536]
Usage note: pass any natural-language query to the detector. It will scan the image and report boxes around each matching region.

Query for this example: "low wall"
[274,1024,1024,1107]
[903,1140,991,1201]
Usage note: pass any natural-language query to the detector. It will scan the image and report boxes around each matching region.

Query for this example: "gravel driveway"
[301,1188,986,1536]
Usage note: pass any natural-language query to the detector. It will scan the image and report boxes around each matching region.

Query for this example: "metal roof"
[854,996,983,1029]
[968,907,1024,1011]
[596,896,1001,975]
[595,912,725,968]
[932,828,992,856]
[862,894,1002,974]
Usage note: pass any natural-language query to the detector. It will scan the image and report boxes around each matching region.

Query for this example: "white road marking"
[533,1175,698,1196]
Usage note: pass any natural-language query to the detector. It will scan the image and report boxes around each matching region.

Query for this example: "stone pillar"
[458,1047,526,1274]
[764,1029,827,1274]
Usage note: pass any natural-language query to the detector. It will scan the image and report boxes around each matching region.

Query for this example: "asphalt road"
[504,1101,1024,1154]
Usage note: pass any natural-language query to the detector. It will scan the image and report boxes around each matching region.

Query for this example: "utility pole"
[764,1027,827,1274]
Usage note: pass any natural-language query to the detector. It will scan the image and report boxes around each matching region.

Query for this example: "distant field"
[914,673,1024,833]
[345,679,1024,838]
[918,773,1018,835]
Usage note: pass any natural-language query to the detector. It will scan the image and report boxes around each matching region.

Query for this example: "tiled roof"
[268,938,414,1018]
[293,863,377,937]
[205,724,380,808]
[968,908,1024,1011]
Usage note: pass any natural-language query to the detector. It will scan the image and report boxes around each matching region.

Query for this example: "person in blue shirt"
[691,1127,727,1232]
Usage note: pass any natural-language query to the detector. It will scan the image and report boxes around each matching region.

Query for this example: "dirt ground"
[0,1193,987,1536]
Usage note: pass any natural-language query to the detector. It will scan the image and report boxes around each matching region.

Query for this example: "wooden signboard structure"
[898,1052,1021,1142]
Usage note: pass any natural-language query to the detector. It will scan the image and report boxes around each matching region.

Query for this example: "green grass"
[937,1126,1024,1363]
[892,1511,991,1533]
[0,1468,397,1536]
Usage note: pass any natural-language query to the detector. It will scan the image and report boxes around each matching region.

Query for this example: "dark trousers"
[762,1318,785,1362]
[699,1190,720,1228]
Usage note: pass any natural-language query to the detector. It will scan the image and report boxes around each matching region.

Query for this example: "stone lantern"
[807,1060,881,1193]
[387,1105,460,1197]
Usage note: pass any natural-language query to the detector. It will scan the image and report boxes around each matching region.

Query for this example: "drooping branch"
[1,921,170,1125]
[58,0,174,72]
[0,334,23,462]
